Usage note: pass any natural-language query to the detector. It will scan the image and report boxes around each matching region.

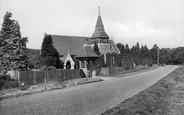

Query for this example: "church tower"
[91,7,110,54]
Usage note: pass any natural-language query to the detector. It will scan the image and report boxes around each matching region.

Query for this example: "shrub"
[47,66,56,70]
[0,74,19,90]
[40,66,47,71]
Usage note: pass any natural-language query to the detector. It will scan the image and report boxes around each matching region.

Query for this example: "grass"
[102,67,184,115]
[0,78,103,100]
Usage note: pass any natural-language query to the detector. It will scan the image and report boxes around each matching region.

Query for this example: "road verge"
[102,66,184,115]
[0,78,103,100]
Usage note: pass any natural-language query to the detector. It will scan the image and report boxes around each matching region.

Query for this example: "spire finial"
[98,6,100,15]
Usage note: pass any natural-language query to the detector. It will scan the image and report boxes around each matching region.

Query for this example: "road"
[0,65,177,115]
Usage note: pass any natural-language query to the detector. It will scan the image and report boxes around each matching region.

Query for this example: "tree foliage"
[150,44,158,64]
[26,49,41,69]
[40,34,63,68]
[0,12,28,71]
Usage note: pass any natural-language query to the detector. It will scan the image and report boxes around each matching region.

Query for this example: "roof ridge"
[50,34,90,38]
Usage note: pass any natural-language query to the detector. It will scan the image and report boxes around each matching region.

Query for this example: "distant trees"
[26,49,41,69]
[139,45,152,65]
[131,42,141,65]
[150,44,158,64]
[114,42,155,68]
[40,35,63,69]
[0,11,28,71]
[167,47,184,64]
[113,42,184,69]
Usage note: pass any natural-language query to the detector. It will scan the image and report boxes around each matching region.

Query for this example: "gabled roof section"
[50,34,90,56]
[109,39,120,54]
[76,46,99,58]
[60,52,75,65]
[91,10,109,39]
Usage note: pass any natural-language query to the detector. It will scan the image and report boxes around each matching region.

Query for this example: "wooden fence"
[19,69,86,86]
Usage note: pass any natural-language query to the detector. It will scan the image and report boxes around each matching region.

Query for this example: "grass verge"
[0,78,103,100]
[102,67,184,115]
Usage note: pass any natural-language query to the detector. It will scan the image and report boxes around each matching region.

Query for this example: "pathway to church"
[0,65,177,115]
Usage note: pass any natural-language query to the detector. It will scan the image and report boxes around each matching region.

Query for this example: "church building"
[43,8,120,76]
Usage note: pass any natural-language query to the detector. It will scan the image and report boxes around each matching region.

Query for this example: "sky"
[0,0,184,49]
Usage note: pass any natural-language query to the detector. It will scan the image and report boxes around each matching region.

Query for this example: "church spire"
[91,7,109,38]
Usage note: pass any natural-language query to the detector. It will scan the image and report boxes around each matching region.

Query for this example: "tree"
[139,45,152,65]
[121,44,133,70]
[159,48,169,65]
[150,44,158,64]
[0,12,28,71]
[93,42,100,56]
[116,43,125,66]
[40,34,62,68]
[131,42,141,65]
[167,47,184,65]
[27,49,41,69]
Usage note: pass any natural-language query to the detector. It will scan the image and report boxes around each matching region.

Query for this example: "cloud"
[105,20,180,49]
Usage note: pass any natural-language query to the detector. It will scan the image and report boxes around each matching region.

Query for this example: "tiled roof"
[76,46,99,58]
[109,39,120,54]
[98,44,110,55]
[91,14,109,38]
[50,35,90,56]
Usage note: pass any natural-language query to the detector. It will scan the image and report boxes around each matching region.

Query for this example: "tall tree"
[132,42,141,65]
[0,12,28,71]
[41,34,62,68]
[93,42,100,56]
[140,45,151,65]
[116,43,125,66]
[121,44,133,70]
[150,44,158,64]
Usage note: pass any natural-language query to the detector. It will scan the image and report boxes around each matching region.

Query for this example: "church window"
[81,61,86,68]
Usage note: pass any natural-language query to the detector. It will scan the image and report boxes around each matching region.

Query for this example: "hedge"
[109,65,151,75]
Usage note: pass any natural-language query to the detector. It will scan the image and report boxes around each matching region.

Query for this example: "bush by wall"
[19,69,85,86]
[0,74,19,90]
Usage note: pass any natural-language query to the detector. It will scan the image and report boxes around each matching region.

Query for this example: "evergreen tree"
[93,42,100,56]
[159,48,169,65]
[116,43,124,66]
[140,45,151,65]
[132,42,141,65]
[121,44,133,70]
[150,44,158,64]
[41,34,62,68]
[0,12,28,71]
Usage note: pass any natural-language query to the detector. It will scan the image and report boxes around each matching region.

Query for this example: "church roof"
[109,39,121,54]
[50,35,90,56]
[91,11,109,38]
[76,46,99,58]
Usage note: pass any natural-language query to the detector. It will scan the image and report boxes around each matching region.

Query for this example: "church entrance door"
[66,61,71,69]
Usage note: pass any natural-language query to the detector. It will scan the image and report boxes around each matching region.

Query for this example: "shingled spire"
[91,7,109,38]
